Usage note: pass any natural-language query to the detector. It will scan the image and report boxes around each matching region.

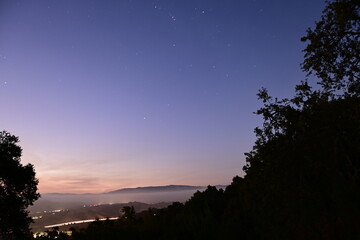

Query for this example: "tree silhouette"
[122,206,136,222]
[242,0,360,238]
[0,131,40,240]
[301,0,360,96]
[34,227,70,240]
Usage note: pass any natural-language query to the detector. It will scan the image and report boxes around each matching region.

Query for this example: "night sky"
[0,0,325,193]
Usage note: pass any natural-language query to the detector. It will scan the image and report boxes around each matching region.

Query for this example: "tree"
[242,0,360,239]
[301,0,360,96]
[122,206,136,222]
[244,96,360,239]
[0,131,40,240]
[34,227,69,240]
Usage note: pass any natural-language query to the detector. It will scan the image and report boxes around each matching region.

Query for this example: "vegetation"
[301,0,359,96]
[0,131,40,239]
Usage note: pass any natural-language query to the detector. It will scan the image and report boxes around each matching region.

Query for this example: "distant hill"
[30,185,228,212]
[106,185,207,194]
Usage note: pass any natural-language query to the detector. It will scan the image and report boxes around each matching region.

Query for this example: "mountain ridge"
[42,184,228,195]
[106,185,206,194]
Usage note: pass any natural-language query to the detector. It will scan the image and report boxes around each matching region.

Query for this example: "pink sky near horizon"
[20,132,244,194]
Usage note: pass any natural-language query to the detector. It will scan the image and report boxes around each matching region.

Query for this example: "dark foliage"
[301,0,360,96]
[0,131,40,240]
[34,227,69,240]
[243,96,360,239]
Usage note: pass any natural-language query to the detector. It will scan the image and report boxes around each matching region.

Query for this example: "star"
[169,12,176,21]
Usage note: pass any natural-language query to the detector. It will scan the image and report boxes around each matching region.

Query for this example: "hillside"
[106,185,206,194]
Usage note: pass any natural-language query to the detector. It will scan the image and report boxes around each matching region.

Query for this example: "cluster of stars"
[153,3,208,24]
[169,12,176,21]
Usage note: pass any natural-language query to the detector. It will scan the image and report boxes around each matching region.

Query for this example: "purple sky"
[0,0,325,193]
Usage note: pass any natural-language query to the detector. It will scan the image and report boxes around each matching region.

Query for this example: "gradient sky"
[0,0,325,193]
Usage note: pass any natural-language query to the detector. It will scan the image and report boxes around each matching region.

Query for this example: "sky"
[0,0,325,194]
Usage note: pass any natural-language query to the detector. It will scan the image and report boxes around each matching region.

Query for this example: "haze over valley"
[30,185,227,231]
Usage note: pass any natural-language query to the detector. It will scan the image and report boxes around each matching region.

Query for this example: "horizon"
[0,0,325,193]
[41,183,229,195]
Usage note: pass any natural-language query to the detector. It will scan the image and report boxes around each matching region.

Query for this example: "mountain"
[30,185,229,212]
[106,185,206,194]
